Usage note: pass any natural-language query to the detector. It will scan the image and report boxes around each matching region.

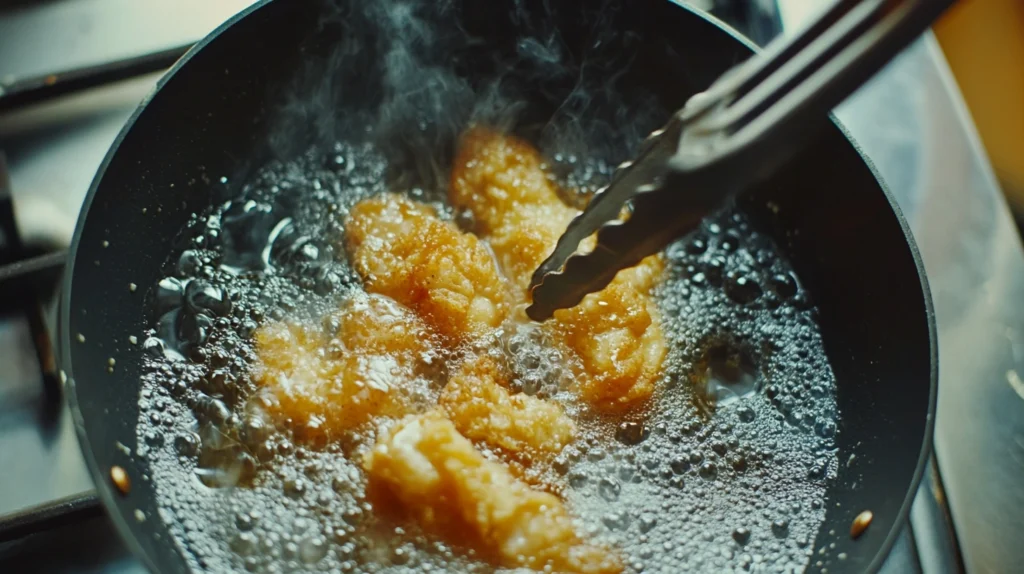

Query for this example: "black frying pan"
[59,0,937,572]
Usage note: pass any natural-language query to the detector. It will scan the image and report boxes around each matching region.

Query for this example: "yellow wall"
[934,0,1024,209]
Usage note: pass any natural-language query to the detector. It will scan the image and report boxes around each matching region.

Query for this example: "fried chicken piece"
[439,354,576,464]
[449,127,582,292]
[550,257,668,411]
[345,193,509,345]
[451,127,668,411]
[364,412,622,573]
[252,293,438,443]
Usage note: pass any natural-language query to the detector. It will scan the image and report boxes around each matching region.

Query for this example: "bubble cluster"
[499,322,575,398]
[132,136,839,573]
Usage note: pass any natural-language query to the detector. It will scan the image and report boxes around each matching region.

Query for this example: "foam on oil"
[134,140,839,573]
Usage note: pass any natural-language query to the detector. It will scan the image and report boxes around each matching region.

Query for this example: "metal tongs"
[527,0,956,321]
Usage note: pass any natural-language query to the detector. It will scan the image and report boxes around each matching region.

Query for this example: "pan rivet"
[129,283,137,292]
[850,510,873,539]
[111,465,131,495]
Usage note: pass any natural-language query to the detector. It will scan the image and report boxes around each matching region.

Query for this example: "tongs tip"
[524,301,551,322]
[524,117,689,320]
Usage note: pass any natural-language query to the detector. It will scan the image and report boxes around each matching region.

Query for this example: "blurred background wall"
[933,0,1024,222]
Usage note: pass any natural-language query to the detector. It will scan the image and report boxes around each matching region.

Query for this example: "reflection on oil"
[694,343,760,413]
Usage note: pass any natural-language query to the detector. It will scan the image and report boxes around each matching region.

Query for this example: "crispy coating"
[345,193,509,345]
[449,127,582,292]
[451,127,668,411]
[439,354,576,463]
[252,293,437,442]
[550,256,668,411]
[364,412,622,573]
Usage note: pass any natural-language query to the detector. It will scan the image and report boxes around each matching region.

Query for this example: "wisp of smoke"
[266,0,667,192]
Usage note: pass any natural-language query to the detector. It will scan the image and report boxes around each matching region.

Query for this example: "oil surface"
[133,139,839,573]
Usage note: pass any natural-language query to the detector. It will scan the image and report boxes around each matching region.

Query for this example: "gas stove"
[1,0,1016,572]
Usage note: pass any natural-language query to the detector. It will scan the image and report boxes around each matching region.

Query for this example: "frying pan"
[59,0,937,572]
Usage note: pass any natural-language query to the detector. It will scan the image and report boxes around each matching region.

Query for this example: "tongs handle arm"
[676,0,957,174]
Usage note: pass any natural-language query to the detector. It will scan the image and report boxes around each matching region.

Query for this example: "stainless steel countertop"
[835,36,1024,574]
[1,1,1023,573]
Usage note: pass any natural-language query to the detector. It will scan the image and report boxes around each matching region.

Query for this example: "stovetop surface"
[2,1,1022,572]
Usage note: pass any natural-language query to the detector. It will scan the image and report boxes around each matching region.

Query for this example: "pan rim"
[817,114,939,574]
[59,0,279,572]
[59,1,939,573]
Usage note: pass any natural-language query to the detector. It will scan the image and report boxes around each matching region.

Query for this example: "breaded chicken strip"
[451,127,668,412]
[345,193,509,345]
[252,293,437,443]
[549,255,668,411]
[364,412,622,573]
[439,354,576,463]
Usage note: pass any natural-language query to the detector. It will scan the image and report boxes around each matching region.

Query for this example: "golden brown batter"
[439,354,576,464]
[251,293,438,444]
[363,411,623,574]
[345,193,510,345]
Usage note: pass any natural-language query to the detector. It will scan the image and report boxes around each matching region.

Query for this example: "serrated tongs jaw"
[526,0,956,321]
[524,98,726,322]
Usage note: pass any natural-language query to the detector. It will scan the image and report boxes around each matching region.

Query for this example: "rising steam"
[267,0,667,192]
